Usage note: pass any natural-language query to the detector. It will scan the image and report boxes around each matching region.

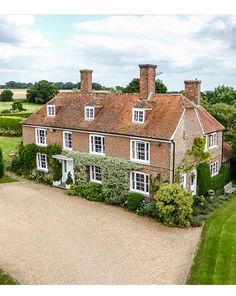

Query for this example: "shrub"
[137,200,158,218]
[0,89,13,101]
[191,216,204,227]
[10,158,23,175]
[12,101,25,111]
[125,193,144,212]
[1,109,12,114]
[154,183,193,227]
[0,116,22,136]
[52,159,62,181]
[0,147,4,178]
[212,163,231,191]
[67,182,105,202]
[197,163,212,196]
[28,171,52,185]
[66,172,73,185]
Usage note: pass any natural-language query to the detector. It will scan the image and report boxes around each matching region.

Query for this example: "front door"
[190,169,197,195]
[62,159,74,184]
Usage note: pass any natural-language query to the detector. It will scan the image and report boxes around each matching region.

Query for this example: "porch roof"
[52,154,73,161]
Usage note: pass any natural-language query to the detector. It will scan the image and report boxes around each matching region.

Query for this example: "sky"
[1,14,236,91]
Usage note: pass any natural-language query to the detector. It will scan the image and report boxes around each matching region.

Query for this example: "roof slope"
[196,106,224,134]
[23,92,224,140]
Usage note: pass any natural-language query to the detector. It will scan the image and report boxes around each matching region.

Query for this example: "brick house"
[22,64,224,196]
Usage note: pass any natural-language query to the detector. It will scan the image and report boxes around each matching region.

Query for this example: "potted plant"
[65,172,73,189]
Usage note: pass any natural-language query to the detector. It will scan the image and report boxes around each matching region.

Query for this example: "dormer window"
[47,105,55,117]
[85,107,95,120]
[132,108,145,123]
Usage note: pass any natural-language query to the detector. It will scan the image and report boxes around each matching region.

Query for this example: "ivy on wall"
[65,151,141,204]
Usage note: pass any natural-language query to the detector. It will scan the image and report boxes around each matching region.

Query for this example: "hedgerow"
[0,116,22,136]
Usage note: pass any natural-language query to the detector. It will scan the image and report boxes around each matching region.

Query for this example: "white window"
[130,140,150,163]
[89,135,105,155]
[36,153,48,172]
[35,128,47,146]
[90,166,102,183]
[85,107,95,120]
[210,161,218,176]
[180,173,187,189]
[130,171,149,195]
[63,131,72,150]
[47,105,55,117]
[132,108,145,123]
[208,133,217,149]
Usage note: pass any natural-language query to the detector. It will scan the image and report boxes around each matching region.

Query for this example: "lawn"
[0,100,42,113]
[0,175,18,184]
[0,136,22,161]
[187,193,236,284]
[0,268,19,285]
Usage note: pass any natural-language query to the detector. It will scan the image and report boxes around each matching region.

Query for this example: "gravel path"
[0,181,202,285]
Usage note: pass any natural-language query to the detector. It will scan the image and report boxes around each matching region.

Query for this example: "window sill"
[130,159,150,165]
[208,145,217,150]
[89,151,105,156]
[90,179,102,184]
[130,189,149,197]
[63,147,73,151]
[37,168,48,173]
[36,143,47,147]
[211,172,218,177]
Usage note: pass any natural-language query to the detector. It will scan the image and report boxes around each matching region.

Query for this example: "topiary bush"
[197,163,212,196]
[0,89,13,101]
[125,193,144,212]
[154,183,193,227]
[0,147,4,178]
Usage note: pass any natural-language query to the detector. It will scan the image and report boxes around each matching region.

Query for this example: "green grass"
[0,268,19,285]
[0,136,22,160]
[187,194,236,284]
[0,175,18,183]
[0,100,42,113]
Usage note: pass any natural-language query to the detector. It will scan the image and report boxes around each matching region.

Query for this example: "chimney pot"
[184,80,201,105]
[80,69,93,93]
[139,64,157,100]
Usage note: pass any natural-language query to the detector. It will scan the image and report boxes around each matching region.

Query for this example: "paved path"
[0,181,202,284]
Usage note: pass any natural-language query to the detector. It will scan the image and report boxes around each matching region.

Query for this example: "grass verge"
[187,193,236,284]
[0,268,19,285]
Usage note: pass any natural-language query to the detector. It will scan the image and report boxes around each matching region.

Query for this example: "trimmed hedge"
[0,116,22,136]
[212,163,231,191]
[197,163,212,196]
[0,112,32,118]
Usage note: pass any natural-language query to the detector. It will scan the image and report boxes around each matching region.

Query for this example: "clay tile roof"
[223,142,232,162]
[23,91,223,140]
[195,106,225,134]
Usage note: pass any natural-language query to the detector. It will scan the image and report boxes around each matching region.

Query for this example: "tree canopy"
[122,78,168,93]
[201,85,236,105]
[26,80,59,104]
[0,89,14,102]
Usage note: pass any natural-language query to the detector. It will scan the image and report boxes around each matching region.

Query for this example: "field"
[0,100,42,113]
[187,194,236,284]
[0,89,73,99]
[0,136,22,161]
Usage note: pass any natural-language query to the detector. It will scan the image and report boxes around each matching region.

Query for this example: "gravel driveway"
[0,181,201,285]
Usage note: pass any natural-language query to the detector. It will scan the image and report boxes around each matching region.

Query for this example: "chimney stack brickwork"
[139,64,157,100]
[80,69,93,93]
[184,80,201,105]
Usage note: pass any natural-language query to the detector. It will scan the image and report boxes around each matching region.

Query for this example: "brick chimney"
[80,69,93,93]
[139,64,157,99]
[184,80,201,105]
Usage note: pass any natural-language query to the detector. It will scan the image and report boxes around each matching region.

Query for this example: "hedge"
[211,163,231,191]
[0,112,33,118]
[0,116,23,136]
[197,163,212,196]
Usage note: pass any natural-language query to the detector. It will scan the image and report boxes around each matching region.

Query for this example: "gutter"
[172,140,175,183]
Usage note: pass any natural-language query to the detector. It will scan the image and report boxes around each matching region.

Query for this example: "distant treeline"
[0,81,104,90]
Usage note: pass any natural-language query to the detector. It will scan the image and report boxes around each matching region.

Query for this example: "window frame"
[208,133,217,150]
[36,153,48,172]
[210,161,219,176]
[90,165,102,184]
[179,173,187,189]
[35,128,47,146]
[132,108,145,124]
[85,106,95,120]
[130,171,149,196]
[130,139,150,164]
[47,105,56,117]
[89,134,105,155]
[63,131,72,151]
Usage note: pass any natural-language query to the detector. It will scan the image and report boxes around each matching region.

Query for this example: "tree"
[0,147,4,178]
[154,183,193,227]
[26,80,59,104]
[12,101,25,111]
[202,85,236,105]
[206,103,236,134]
[0,89,14,101]
[123,78,168,93]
